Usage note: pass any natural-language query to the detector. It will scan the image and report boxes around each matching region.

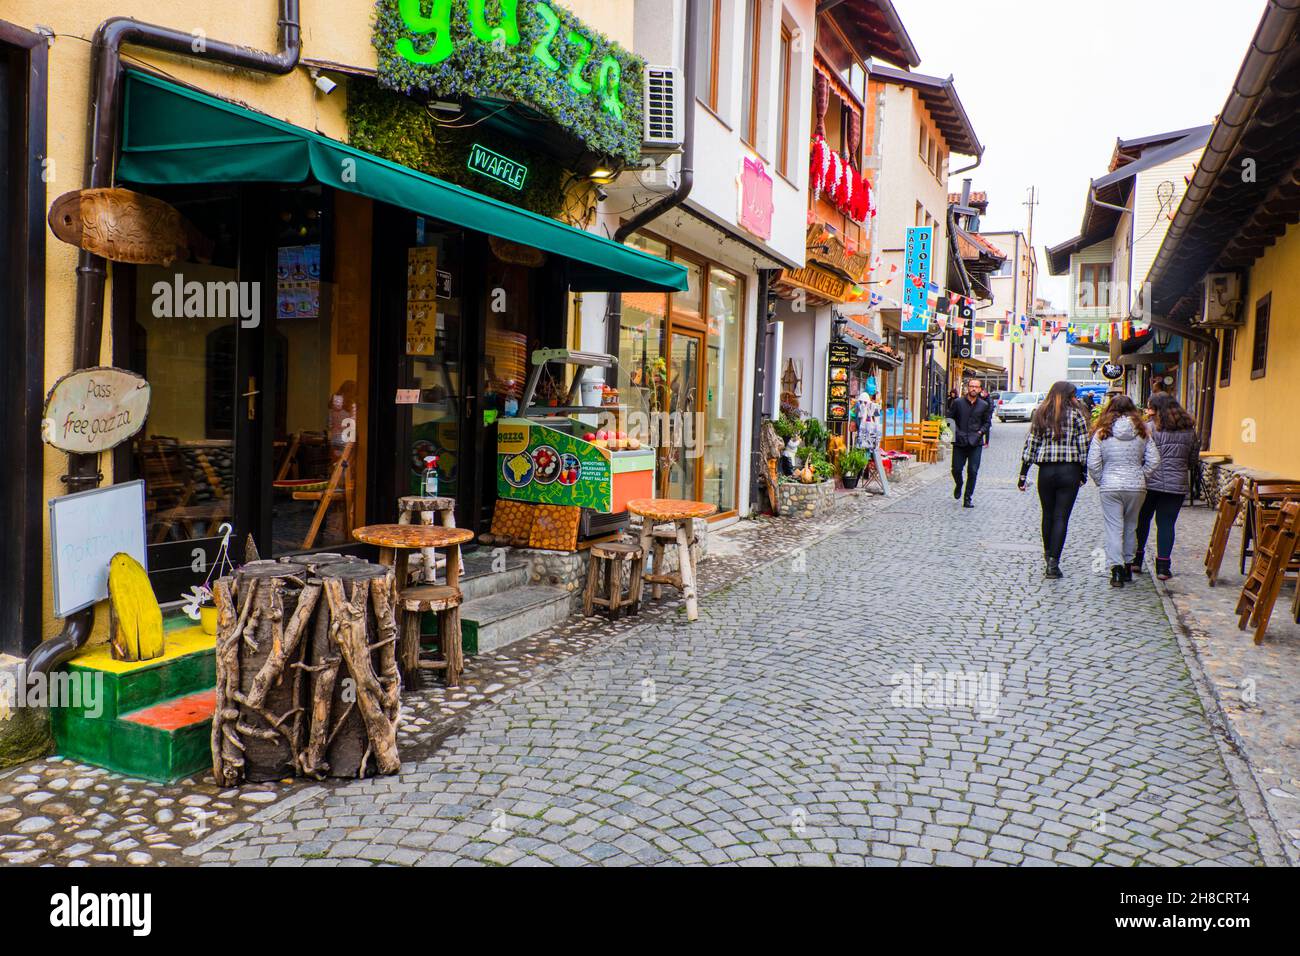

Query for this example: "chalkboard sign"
[48,481,148,618]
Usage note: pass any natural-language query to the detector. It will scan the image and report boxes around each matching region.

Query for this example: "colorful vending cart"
[496,350,654,538]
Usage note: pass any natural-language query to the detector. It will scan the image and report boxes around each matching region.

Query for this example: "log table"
[627,498,716,622]
[353,524,475,685]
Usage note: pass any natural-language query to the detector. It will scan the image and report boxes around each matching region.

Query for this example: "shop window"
[1251,293,1269,379]
[619,234,671,417]
[1219,327,1234,387]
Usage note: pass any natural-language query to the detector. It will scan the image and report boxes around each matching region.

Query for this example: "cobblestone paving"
[0,457,933,866]
[198,427,1269,867]
[1162,503,1300,864]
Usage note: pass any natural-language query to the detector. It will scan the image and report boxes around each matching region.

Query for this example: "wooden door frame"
[0,21,47,656]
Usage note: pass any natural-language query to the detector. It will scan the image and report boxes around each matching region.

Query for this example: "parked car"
[997,391,1044,422]
[990,391,1018,409]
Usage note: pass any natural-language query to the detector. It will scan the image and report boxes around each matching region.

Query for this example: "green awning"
[116,71,687,294]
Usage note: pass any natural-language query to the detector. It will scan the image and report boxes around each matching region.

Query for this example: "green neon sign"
[467,142,528,190]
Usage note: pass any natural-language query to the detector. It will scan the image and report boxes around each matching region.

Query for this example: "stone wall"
[0,657,54,770]
[778,479,836,518]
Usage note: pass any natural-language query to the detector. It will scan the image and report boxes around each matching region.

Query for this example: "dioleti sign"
[43,366,151,454]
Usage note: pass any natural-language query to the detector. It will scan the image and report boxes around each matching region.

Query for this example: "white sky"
[892,0,1265,307]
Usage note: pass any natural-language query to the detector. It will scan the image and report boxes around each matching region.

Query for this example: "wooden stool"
[648,526,699,600]
[1205,475,1244,586]
[398,496,456,585]
[398,584,464,686]
[1236,501,1300,644]
[627,498,717,622]
[583,541,645,619]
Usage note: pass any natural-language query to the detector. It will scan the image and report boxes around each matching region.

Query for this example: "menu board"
[826,343,854,423]
[277,244,321,319]
[406,246,438,356]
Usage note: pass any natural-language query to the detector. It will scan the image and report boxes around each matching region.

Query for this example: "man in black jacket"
[948,378,993,508]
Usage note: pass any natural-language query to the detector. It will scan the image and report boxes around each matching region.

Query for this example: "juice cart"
[496,349,655,545]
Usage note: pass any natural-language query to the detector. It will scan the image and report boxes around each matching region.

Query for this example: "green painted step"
[51,625,217,783]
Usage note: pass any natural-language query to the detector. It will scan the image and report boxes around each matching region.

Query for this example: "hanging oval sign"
[42,366,151,453]
[1101,361,1124,381]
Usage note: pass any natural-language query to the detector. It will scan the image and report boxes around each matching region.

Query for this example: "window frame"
[1219,327,1234,388]
[740,0,763,148]
[1078,262,1112,310]
[776,22,793,177]
[1250,292,1270,380]
[698,0,722,113]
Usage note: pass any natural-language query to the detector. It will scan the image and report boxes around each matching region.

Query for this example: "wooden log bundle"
[212,559,402,786]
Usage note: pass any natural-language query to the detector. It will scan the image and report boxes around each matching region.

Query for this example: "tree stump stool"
[398,495,456,584]
[583,541,645,620]
[398,584,464,686]
[627,498,717,622]
[647,525,701,600]
[211,563,321,784]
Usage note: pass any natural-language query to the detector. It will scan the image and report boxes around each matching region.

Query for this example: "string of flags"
[839,258,1149,343]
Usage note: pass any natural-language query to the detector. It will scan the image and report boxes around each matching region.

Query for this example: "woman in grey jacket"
[1087,395,1161,588]
[1134,393,1198,580]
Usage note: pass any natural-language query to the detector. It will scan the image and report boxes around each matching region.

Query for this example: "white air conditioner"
[1198,272,1245,327]
[642,66,683,152]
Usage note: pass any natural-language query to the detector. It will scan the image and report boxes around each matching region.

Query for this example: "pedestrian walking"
[1134,393,1198,580]
[1018,381,1090,579]
[948,377,992,508]
[1087,395,1161,588]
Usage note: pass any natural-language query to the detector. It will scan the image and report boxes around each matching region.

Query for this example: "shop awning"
[115,71,688,294]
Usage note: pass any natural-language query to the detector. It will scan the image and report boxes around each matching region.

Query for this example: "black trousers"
[1036,462,1083,560]
[952,444,983,500]
[1136,489,1184,560]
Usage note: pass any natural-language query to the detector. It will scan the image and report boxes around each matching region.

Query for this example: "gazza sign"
[467,142,528,190]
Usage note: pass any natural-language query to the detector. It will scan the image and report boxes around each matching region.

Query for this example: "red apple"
[583,432,595,442]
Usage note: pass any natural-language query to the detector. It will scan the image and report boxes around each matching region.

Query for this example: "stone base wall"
[0,657,54,770]
[778,479,836,518]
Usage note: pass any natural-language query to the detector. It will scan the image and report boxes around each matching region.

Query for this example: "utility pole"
[1024,186,1039,389]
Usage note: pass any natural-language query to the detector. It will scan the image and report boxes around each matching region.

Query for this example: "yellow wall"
[7,0,634,644]
[1208,224,1300,476]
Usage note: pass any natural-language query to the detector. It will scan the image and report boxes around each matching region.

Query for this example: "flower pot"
[840,474,860,490]
[200,605,218,636]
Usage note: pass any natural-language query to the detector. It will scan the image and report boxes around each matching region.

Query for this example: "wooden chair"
[1205,475,1244,586]
[1236,501,1300,644]
[1239,480,1300,574]
[290,443,355,550]
[900,422,927,461]
[397,584,463,686]
[583,541,645,619]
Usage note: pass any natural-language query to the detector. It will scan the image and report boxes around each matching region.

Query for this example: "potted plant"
[838,448,868,490]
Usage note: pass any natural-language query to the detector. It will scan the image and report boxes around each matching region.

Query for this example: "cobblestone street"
[193,426,1275,866]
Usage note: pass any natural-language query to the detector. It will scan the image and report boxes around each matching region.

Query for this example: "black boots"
[954,481,963,500]
[1122,563,1134,583]
[1156,558,1172,581]
[963,499,974,508]
[1045,556,1063,579]
[1110,565,1125,588]
[1130,549,1144,575]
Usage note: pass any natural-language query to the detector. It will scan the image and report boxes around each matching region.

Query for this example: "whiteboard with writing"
[49,480,148,617]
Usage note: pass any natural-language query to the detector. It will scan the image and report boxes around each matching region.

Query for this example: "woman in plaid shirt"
[1018,381,1090,579]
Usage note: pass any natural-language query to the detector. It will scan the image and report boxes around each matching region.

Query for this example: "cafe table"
[352,524,475,592]
[626,498,717,622]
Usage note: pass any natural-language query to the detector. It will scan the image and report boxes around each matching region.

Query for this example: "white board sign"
[49,480,148,617]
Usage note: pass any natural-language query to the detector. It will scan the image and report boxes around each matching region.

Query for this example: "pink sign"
[739,158,773,241]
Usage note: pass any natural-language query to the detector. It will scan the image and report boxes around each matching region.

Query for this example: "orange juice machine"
[497,349,654,536]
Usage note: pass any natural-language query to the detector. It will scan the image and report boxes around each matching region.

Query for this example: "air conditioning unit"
[642,66,683,152]
[1199,272,1245,327]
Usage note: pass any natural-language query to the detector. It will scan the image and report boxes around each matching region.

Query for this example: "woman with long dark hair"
[1018,381,1090,578]
[1134,393,1198,579]
[1087,395,1161,587]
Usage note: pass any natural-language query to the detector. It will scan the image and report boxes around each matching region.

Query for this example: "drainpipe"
[27,1,302,681]
[604,0,698,359]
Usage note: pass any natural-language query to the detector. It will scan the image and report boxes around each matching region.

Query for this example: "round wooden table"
[626,498,716,621]
[352,524,474,590]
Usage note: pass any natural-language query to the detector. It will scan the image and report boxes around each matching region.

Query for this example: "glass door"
[662,327,704,499]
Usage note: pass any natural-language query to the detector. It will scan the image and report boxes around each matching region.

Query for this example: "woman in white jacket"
[1087,395,1161,588]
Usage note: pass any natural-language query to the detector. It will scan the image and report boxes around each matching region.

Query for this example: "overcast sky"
[892,0,1265,307]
